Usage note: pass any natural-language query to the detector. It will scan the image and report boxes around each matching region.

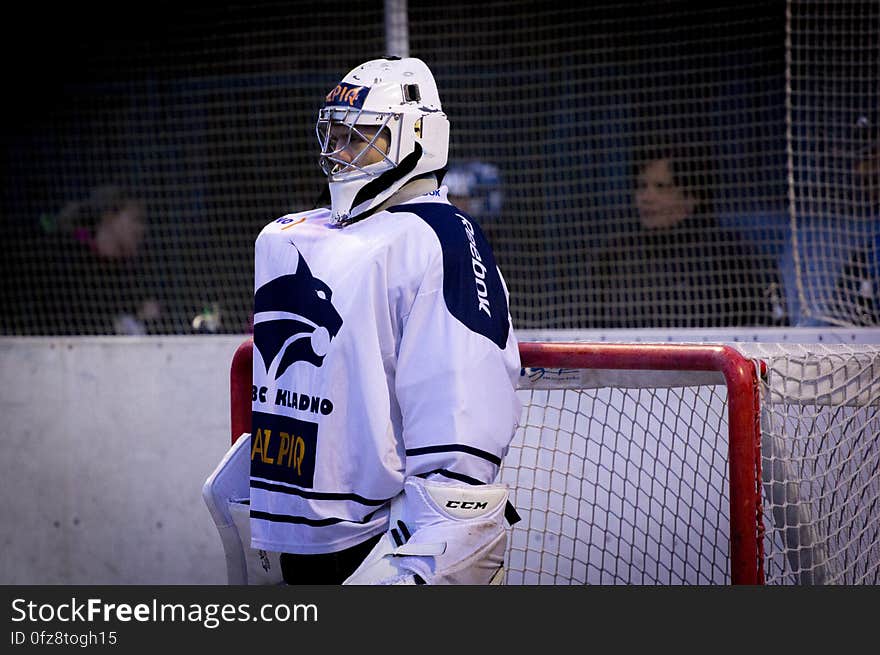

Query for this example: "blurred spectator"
[37,185,187,335]
[832,129,879,326]
[834,234,879,326]
[589,143,788,328]
[444,161,504,223]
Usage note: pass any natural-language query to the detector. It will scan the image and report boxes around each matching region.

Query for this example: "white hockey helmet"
[316,57,450,224]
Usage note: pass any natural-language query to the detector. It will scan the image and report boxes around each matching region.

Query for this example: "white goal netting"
[503,341,880,584]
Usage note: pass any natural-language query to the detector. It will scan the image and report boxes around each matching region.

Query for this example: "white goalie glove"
[343,477,512,585]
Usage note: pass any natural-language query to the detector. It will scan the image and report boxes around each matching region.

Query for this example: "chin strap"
[333,145,425,227]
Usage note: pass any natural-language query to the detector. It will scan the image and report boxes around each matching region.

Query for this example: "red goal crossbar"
[229,338,764,584]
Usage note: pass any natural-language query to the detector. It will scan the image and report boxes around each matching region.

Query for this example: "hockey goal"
[229,339,880,585]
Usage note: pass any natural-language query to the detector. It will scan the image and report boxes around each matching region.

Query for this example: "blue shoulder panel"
[388,202,510,349]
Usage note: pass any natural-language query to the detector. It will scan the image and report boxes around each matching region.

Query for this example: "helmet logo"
[414,117,423,138]
[324,84,369,109]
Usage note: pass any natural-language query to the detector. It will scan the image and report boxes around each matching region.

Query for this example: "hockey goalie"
[204,56,521,585]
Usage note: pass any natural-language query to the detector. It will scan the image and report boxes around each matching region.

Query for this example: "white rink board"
[0,336,242,585]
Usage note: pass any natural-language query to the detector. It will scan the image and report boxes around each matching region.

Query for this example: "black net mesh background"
[1,1,386,335]
[1,0,877,335]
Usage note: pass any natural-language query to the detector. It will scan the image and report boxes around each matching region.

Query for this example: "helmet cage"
[316,107,398,180]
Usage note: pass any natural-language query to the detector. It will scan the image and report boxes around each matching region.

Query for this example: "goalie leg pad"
[202,434,283,585]
[343,477,509,585]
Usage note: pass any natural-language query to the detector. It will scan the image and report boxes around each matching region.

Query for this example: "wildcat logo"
[253,249,343,380]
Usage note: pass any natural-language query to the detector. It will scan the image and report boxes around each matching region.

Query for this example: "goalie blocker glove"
[343,477,513,585]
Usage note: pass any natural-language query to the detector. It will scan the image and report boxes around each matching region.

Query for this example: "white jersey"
[249,187,521,554]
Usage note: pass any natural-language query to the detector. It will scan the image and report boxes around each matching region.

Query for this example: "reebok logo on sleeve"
[459,214,492,317]
[388,202,510,349]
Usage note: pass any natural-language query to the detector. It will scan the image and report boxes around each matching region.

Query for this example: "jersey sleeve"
[393,207,522,485]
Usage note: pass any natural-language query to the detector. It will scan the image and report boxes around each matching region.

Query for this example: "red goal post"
[229,338,769,584]
[514,341,764,585]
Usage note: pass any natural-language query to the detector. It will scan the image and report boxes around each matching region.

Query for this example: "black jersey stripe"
[250,479,391,506]
[417,468,486,486]
[250,507,384,527]
[406,444,502,467]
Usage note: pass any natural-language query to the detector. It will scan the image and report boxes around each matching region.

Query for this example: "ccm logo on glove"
[445,500,488,510]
